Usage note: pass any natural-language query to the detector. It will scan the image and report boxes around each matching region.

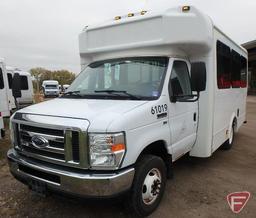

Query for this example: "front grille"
[20,124,63,136]
[72,131,80,162]
[14,122,88,169]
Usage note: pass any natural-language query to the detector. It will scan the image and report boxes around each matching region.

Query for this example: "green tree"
[30,68,76,93]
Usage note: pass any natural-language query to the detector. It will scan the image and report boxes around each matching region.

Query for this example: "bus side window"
[231,50,241,88]
[217,41,231,89]
[20,76,29,90]
[7,73,13,89]
[240,56,247,88]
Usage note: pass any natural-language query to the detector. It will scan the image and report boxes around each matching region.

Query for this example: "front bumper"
[45,91,59,96]
[7,149,134,197]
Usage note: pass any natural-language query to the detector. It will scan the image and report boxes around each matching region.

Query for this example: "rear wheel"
[221,122,235,150]
[128,155,167,217]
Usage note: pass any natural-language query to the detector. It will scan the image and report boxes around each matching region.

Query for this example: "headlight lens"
[89,132,126,170]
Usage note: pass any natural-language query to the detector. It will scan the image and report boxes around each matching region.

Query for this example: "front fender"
[121,120,171,168]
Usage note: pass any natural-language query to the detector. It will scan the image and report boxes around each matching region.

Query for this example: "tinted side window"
[231,50,241,88]
[0,68,4,89]
[240,56,247,88]
[169,61,192,97]
[217,41,231,89]
[20,76,28,90]
[7,73,13,89]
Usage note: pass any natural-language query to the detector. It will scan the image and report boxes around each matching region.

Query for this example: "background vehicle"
[42,80,60,97]
[15,70,34,108]
[63,84,70,93]
[5,67,16,112]
[8,6,247,217]
[6,68,34,109]
[0,112,4,139]
[0,59,11,117]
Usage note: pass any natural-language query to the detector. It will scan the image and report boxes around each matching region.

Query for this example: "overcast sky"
[0,0,255,74]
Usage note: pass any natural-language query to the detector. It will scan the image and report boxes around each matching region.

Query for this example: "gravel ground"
[0,97,255,218]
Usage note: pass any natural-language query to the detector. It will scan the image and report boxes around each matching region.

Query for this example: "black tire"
[221,123,235,150]
[128,155,167,217]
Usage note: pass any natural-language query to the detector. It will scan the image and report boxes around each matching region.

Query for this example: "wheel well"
[137,141,173,179]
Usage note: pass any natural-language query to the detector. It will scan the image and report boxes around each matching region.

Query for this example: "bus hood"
[18,98,148,131]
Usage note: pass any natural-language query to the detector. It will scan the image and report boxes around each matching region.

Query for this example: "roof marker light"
[182,6,190,12]
[115,16,121,21]
[128,13,134,17]
[141,10,147,15]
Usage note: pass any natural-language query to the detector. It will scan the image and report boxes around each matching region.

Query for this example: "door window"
[169,61,192,97]
[20,76,29,90]
[7,73,13,89]
[0,68,4,89]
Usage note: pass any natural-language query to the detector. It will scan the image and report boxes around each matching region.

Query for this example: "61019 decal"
[151,104,168,115]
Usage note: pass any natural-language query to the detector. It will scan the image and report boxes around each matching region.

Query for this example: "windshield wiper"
[62,91,83,97]
[95,90,142,100]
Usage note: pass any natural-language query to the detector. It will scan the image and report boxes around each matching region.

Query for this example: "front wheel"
[128,155,167,217]
[221,123,235,150]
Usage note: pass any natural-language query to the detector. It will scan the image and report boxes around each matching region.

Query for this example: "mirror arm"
[173,92,200,103]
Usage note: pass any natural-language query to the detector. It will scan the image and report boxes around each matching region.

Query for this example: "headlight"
[89,132,126,170]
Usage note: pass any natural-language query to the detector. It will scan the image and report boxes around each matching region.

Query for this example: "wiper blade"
[95,90,142,100]
[62,91,83,97]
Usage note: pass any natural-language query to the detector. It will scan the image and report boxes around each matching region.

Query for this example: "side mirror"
[191,62,206,92]
[12,73,22,98]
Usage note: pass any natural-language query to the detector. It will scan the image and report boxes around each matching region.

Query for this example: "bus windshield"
[67,57,168,100]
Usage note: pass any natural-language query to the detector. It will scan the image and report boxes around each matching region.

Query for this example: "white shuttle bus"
[42,80,60,97]
[8,6,247,216]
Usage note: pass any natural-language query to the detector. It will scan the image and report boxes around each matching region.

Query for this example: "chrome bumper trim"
[7,149,134,197]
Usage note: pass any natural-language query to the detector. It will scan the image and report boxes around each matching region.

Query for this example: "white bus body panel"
[211,29,247,153]
[77,6,247,161]
[6,67,16,110]
[0,60,10,117]
[0,116,3,139]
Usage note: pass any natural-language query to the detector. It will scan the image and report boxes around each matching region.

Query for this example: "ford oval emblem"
[31,135,49,149]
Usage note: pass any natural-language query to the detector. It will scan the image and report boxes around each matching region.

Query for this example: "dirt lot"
[0,97,256,218]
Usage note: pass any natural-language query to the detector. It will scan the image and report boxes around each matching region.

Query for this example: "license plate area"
[18,164,61,185]
[29,179,47,197]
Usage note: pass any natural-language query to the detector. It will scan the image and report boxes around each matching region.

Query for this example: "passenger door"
[168,60,198,161]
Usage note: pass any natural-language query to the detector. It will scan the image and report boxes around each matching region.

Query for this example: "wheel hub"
[142,168,162,205]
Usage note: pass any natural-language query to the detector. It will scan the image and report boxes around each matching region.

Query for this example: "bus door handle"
[193,113,197,122]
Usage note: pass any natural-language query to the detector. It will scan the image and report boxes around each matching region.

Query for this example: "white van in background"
[6,68,34,109]
[63,84,70,93]
[15,70,34,107]
[42,80,60,97]
[0,58,11,117]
